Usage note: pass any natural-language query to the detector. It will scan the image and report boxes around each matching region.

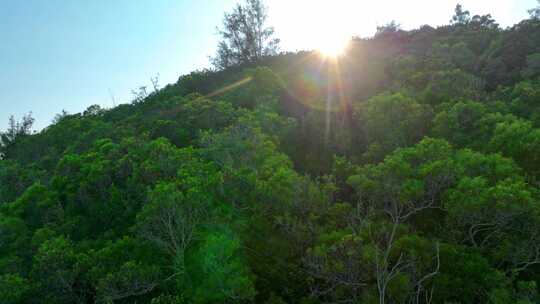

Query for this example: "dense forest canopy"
[2,2,540,303]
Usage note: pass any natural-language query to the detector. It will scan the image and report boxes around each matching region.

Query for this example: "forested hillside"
[2,3,540,303]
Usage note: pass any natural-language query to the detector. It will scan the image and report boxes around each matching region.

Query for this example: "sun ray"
[205,76,253,98]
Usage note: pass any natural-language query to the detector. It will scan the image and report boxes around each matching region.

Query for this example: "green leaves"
[31,236,84,303]
[188,229,256,303]
[488,119,540,177]
[432,100,490,148]
[95,261,161,303]
[348,138,455,224]
[0,273,30,304]
[433,244,506,303]
[354,93,433,161]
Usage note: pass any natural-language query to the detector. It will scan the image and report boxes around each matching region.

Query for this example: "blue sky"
[0,0,537,130]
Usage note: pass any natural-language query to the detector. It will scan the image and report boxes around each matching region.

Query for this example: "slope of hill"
[2,12,540,304]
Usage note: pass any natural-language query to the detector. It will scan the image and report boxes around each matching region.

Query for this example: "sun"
[313,19,353,58]
[269,1,362,59]
[317,35,350,58]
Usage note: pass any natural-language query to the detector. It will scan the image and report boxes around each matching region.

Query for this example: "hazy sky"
[1,0,537,130]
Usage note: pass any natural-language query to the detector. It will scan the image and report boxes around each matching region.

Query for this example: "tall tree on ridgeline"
[451,4,471,25]
[530,0,540,19]
[212,0,280,70]
[0,113,34,158]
